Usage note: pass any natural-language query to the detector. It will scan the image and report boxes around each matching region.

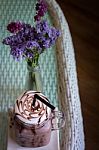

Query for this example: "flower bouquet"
[2,0,61,91]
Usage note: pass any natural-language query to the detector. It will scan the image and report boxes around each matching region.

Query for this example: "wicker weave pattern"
[0,0,58,149]
[47,0,85,150]
[0,0,84,149]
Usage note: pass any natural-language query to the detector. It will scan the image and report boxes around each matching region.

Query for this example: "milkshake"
[8,90,65,147]
[14,91,52,147]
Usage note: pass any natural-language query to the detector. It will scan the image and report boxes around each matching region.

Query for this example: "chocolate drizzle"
[38,117,41,124]
[19,125,24,134]
[15,91,51,124]
[31,127,36,135]
[46,107,48,118]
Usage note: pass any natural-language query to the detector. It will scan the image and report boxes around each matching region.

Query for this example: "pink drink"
[14,115,51,147]
[14,91,52,147]
[8,90,65,148]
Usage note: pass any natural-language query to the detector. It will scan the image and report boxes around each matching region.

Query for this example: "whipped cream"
[15,91,51,125]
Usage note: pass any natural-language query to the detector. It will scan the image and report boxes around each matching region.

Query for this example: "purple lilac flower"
[2,0,61,67]
[10,44,25,60]
[42,39,50,48]
[2,37,12,45]
[34,20,61,49]
[7,22,23,33]
[35,20,49,34]
[24,49,34,59]
[26,41,39,49]
[3,23,37,60]
[47,27,61,45]
[3,25,34,46]
[2,20,61,61]
[34,0,48,21]
[3,34,21,46]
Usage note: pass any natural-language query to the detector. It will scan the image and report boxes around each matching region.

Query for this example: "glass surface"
[0,0,59,149]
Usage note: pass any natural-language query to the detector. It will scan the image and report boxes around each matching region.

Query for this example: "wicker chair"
[0,0,84,149]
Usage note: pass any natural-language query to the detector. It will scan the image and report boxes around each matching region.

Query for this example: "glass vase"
[27,63,43,92]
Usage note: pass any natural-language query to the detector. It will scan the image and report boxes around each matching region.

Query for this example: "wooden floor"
[56,0,99,150]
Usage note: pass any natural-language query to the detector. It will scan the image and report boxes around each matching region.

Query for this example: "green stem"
[27,62,43,92]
